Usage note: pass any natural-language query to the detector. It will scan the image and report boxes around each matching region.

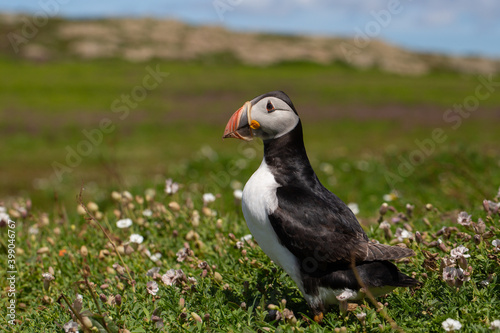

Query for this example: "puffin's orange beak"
[223,101,254,140]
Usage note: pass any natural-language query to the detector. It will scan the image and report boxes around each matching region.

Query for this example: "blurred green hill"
[1,13,500,75]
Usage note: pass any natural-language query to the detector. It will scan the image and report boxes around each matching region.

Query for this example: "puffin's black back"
[261,103,417,283]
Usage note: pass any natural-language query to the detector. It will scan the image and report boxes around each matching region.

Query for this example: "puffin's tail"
[356,261,421,288]
[394,271,421,287]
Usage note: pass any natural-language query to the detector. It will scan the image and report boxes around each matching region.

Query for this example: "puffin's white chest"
[241,159,304,293]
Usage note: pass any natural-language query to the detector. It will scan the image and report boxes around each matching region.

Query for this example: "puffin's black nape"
[250,91,298,115]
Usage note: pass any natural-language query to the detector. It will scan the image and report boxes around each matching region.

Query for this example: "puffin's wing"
[268,185,414,268]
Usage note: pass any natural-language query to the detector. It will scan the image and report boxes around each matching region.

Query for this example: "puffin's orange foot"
[313,312,324,323]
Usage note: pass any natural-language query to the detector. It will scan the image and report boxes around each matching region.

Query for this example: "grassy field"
[1,57,500,332]
[1,57,500,212]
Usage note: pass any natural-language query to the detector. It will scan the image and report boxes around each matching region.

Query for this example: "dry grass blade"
[77,186,136,293]
[83,276,113,333]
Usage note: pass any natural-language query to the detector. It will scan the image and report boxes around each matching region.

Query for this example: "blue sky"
[2,0,500,58]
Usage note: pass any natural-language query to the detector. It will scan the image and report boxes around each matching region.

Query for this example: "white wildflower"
[336,289,356,314]
[492,239,500,252]
[165,178,179,195]
[116,218,133,228]
[145,249,162,262]
[122,191,133,201]
[176,247,191,262]
[490,319,500,330]
[450,245,470,259]
[161,269,185,286]
[336,289,356,301]
[395,227,413,242]
[456,267,469,281]
[161,269,176,286]
[146,267,161,278]
[443,267,458,287]
[356,311,366,324]
[129,234,144,244]
[146,281,159,296]
[485,200,500,214]
[457,211,472,226]
[42,272,55,290]
[380,221,391,229]
[198,261,209,270]
[441,256,456,269]
[18,206,28,217]
[240,234,253,242]
[0,208,9,224]
[28,226,39,234]
[348,202,360,215]
[356,312,366,320]
[442,318,462,331]
[203,193,216,205]
[444,267,470,288]
[63,320,79,333]
[233,189,243,200]
[150,253,162,261]
[383,192,398,202]
[142,209,153,217]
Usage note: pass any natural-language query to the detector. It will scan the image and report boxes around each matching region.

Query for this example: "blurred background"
[1,1,499,215]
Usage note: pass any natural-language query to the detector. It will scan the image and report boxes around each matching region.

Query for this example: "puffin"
[223,91,419,321]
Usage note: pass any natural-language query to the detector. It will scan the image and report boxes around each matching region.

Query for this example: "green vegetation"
[1,57,499,211]
[0,57,499,332]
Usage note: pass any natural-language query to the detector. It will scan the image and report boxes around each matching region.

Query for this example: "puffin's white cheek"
[272,114,299,139]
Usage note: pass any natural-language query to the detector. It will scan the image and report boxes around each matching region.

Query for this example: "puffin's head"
[223,91,300,141]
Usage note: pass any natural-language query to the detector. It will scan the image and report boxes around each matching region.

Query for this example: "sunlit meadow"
[1,56,500,332]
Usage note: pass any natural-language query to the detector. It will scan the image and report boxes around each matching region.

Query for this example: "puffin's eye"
[266,101,275,113]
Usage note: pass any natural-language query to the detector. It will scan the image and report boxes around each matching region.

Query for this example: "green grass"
[1,57,500,332]
[2,58,500,114]
[1,57,499,212]
[1,179,499,332]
